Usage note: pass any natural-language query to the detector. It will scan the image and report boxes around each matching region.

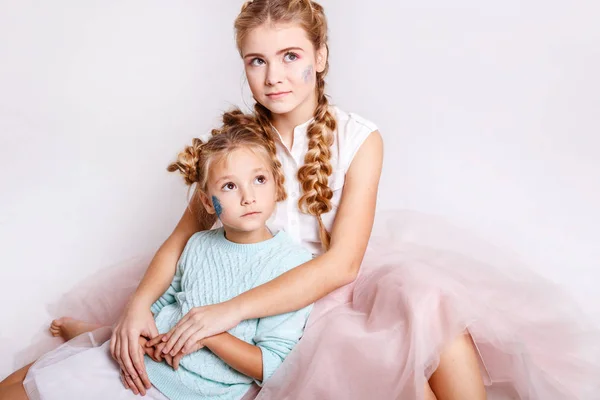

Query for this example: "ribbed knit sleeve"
[252,251,313,385]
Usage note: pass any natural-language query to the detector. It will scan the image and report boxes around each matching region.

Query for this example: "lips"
[241,211,261,217]
[266,91,291,100]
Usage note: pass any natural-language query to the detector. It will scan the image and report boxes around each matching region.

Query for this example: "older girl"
[10,1,600,399]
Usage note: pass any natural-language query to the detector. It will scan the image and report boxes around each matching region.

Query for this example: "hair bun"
[166,137,205,185]
[222,108,257,129]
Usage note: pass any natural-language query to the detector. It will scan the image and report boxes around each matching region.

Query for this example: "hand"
[110,302,159,392]
[161,302,241,356]
[146,333,207,370]
[140,335,163,363]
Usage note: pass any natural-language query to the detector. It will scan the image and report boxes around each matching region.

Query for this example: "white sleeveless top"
[266,107,378,256]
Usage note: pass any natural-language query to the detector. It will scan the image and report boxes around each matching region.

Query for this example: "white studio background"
[1,0,599,378]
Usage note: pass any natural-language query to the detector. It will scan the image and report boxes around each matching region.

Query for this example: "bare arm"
[203,333,263,381]
[235,130,383,319]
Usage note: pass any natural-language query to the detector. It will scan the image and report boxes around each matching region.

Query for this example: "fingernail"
[162,348,168,354]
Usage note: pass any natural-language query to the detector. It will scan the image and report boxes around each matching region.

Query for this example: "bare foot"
[49,317,102,341]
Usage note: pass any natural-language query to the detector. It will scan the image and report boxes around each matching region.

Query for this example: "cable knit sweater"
[145,228,313,400]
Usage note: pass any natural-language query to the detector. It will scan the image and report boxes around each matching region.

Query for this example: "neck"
[271,90,318,144]
[223,225,272,244]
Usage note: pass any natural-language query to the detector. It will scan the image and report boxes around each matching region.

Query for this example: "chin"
[234,221,268,233]
[261,99,299,115]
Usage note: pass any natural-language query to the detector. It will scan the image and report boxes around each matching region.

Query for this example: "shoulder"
[330,106,381,170]
[331,106,378,138]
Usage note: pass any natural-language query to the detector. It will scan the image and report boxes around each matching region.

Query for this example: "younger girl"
[1,111,313,400]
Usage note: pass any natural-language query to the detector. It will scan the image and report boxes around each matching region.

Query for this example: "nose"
[241,186,256,206]
[265,62,284,86]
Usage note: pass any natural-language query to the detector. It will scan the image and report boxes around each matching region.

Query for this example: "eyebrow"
[243,46,305,59]
[214,168,269,184]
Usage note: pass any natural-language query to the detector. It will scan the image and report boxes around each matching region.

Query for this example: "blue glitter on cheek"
[212,196,223,218]
[302,65,314,83]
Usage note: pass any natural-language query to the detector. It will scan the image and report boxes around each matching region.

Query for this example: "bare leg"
[424,381,438,400]
[428,332,486,400]
[0,363,33,400]
[0,382,29,400]
[49,317,102,341]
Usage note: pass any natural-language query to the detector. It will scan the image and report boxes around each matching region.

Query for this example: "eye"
[254,175,267,184]
[249,57,266,67]
[283,52,299,62]
[222,182,236,191]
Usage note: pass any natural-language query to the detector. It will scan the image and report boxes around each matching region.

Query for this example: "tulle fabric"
[23,328,169,400]
[23,211,600,400]
[243,211,600,399]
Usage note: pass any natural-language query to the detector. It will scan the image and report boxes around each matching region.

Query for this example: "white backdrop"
[1,0,598,378]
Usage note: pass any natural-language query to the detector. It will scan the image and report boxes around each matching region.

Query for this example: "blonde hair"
[235,0,336,249]
[168,109,287,204]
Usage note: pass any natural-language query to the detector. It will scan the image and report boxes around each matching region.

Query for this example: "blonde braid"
[166,137,204,185]
[166,138,217,229]
[297,73,336,250]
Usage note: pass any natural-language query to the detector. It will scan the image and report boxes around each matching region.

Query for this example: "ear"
[198,191,216,215]
[315,45,328,73]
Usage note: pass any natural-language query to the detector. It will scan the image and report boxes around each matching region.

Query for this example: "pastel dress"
[24,106,600,399]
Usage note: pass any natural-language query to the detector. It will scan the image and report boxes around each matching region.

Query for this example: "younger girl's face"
[241,22,327,119]
[203,148,277,235]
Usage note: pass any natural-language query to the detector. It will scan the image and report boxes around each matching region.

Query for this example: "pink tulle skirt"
[22,211,600,400]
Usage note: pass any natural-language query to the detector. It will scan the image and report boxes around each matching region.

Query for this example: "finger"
[163,318,196,354]
[169,324,200,356]
[147,334,164,347]
[119,370,130,390]
[110,331,118,360]
[162,312,192,343]
[120,337,138,380]
[174,312,192,329]
[123,372,139,395]
[113,335,122,366]
[154,343,165,362]
[162,325,186,354]
[143,345,156,362]
[182,331,207,354]
[164,353,174,368]
[130,340,152,390]
[173,353,183,370]
[130,374,146,396]
[162,321,182,342]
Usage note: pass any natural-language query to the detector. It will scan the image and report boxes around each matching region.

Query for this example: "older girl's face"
[241,22,326,118]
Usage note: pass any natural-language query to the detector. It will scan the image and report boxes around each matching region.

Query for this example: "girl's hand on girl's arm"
[161,301,242,356]
[160,130,383,356]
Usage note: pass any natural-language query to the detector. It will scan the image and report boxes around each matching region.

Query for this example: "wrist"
[202,332,226,348]
[227,297,248,321]
[128,294,154,311]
